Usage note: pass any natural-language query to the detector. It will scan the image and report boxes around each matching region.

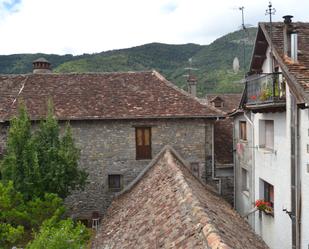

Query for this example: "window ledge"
[258,147,276,154]
[242,190,250,197]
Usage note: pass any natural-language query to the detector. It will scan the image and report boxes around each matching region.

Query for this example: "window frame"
[262,180,274,208]
[239,121,247,141]
[135,127,152,160]
[259,120,274,150]
[108,174,123,191]
[241,168,249,193]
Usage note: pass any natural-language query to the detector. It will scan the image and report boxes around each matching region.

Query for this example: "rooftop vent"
[283,15,293,24]
[32,58,52,74]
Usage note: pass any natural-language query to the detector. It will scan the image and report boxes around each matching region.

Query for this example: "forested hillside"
[0,28,257,96]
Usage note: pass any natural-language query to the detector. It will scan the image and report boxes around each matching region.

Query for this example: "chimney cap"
[33,57,50,64]
[283,15,293,24]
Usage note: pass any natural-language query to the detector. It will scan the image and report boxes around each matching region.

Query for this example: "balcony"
[245,73,286,111]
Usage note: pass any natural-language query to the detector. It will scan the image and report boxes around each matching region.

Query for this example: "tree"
[0,105,41,200]
[34,103,87,198]
[26,218,90,249]
[0,102,87,200]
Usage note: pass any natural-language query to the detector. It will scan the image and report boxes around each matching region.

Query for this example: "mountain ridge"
[0,27,257,96]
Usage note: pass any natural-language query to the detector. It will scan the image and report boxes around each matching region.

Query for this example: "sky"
[0,0,308,55]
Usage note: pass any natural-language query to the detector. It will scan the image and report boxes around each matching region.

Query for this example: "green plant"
[1,103,87,200]
[26,218,90,249]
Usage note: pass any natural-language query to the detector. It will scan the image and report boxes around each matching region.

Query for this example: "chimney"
[282,15,294,57]
[187,74,197,97]
[32,58,52,73]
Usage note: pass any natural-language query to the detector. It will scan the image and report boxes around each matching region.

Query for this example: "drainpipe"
[296,107,301,249]
[233,119,236,208]
[211,122,222,194]
[290,95,299,249]
[244,111,256,228]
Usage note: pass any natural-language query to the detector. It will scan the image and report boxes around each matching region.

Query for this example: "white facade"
[299,108,309,249]
[235,44,309,248]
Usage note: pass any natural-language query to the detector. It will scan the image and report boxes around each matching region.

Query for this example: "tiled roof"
[93,146,268,249]
[204,93,242,113]
[0,71,222,121]
[253,22,309,104]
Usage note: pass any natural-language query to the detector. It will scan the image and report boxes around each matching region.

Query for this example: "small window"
[136,127,152,160]
[213,100,223,108]
[240,121,247,140]
[259,120,274,149]
[307,144,309,153]
[190,162,200,178]
[108,174,122,191]
[242,168,249,192]
[261,179,274,208]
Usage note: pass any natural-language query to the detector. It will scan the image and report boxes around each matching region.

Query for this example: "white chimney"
[187,75,197,97]
[291,33,298,62]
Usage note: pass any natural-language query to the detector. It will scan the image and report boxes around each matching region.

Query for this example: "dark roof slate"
[0,71,222,121]
[93,146,269,249]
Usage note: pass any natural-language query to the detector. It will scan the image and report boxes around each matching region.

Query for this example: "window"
[239,121,247,140]
[213,100,223,108]
[259,120,274,149]
[190,162,200,178]
[136,127,152,160]
[261,179,274,208]
[108,174,122,191]
[307,144,309,153]
[241,168,249,192]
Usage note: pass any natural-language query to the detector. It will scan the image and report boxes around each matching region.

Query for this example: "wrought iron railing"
[246,73,286,105]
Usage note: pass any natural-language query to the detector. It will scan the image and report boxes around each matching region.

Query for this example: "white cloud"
[0,0,308,55]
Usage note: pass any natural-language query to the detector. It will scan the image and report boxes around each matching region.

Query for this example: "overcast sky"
[0,0,308,55]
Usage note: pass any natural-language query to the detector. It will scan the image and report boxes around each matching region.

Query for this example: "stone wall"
[64,118,213,219]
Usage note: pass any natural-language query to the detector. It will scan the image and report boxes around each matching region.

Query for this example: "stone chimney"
[283,15,294,58]
[187,74,197,97]
[32,58,52,73]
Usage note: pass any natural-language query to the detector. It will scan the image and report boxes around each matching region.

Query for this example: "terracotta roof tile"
[92,146,268,249]
[204,94,242,113]
[0,71,222,121]
[260,22,309,101]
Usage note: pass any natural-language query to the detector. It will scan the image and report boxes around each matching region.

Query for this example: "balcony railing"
[246,73,286,105]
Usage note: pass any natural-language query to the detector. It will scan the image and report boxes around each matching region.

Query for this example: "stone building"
[0,61,224,221]
[203,93,242,205]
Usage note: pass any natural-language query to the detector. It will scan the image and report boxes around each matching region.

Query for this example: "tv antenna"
[265,2,276,72]
[183,58,198,78]
[239,6,246,74]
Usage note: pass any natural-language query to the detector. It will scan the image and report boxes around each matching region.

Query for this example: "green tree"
[34,103,87,198]
[0,181,25,248]
[0,103,87,200]
[0,105,41,200]
[26,218,90,249]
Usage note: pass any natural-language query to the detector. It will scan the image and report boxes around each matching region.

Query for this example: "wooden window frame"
[263,180,274,208]
[108,174,123,191]
[135,127,152,160]
[239,121,247,141]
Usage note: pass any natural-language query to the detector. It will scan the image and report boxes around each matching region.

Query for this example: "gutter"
[243,111,256,228]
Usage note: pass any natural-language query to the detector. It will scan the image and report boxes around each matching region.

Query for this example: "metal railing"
[246,73,286,105]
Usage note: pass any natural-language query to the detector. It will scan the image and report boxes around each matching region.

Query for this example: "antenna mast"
[239,6,246,74]
[265,2,276,72]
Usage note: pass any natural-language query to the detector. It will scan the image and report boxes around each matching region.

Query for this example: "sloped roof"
[204,93,242,113]
[250,22,309,104]
[93,146,268,249]
[0,71,223,121]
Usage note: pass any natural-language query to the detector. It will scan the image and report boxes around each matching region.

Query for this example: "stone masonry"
[64,118,213,220]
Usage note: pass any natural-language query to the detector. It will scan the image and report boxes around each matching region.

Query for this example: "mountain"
[0,27,257,96]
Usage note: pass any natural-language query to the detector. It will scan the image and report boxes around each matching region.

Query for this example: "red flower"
[250,95,257,100]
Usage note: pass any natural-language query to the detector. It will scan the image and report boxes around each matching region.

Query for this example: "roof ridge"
[152,70,225,116]
[167,148,232,249]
